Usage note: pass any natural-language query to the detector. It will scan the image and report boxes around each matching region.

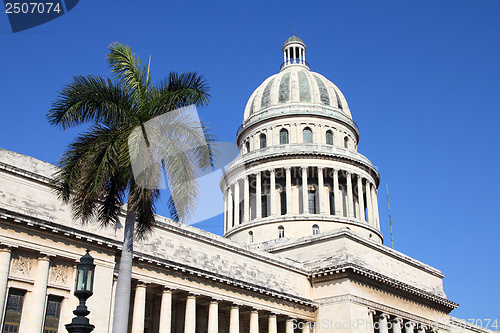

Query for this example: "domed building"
[0,34,493,333]
[221,34,381,245]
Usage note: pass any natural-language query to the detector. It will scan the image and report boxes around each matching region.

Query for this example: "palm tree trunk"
[111,207,136,333]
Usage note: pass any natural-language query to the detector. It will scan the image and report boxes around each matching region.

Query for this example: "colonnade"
[0,248,62,333]
[370,312,438,333]
[126,281,313,333]
[224,166,379,232]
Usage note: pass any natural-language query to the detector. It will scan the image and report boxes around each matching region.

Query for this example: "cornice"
[311,263,458,311]
[220,145,380,188]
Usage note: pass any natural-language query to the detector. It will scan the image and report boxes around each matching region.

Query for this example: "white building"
[0,34,492,333]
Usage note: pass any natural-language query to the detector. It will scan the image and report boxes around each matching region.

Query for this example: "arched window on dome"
[248,231,254,243]
[260,134,267,148]
[312,224,320,235]
[278,225,285,238]
[280,129,289,145]
[245,142,250,153]
[343,136,349,149]
[326,130,334,145]
[303,127,313,143]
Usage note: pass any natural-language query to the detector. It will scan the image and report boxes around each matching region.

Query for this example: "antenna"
[292,19,295,35]
[386,183,394,249]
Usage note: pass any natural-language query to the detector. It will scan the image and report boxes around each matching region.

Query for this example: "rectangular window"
[261,195,268,217]
[308,190,316,214]
[43,296,63,333]
[280,191,287,215]
[2,289,26,333]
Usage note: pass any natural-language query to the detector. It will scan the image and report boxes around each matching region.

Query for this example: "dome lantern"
[281,30,308,70]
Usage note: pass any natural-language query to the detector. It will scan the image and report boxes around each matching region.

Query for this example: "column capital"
[345,170,351,176]
[301,166,308,171]
[391,317,404,324]
[162,286,174,293]
[230,303,240,309]
[37,253,52,261]
[375,313,390,320]
[357,174,363,180]
[186,293,198,299]
[209,298,221,304]
[136,281,149,287]
[284,166,291,171]
[270,169,276,175]
[255,171,262,176]
[250,309,259,314]
[0,245,12,253]
[317,166,324,171]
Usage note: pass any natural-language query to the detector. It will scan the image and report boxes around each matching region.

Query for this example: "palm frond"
[107,43,151,105]
[54,124,131,224]
[47,75,132,129]
[151,72,210,116]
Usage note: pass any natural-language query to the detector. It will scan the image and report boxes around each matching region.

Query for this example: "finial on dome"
[292,19,295,35]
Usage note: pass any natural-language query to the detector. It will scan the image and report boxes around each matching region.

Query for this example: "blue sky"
[1,0,499,322]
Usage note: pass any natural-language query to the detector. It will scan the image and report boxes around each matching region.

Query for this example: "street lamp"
[66,249,96,333]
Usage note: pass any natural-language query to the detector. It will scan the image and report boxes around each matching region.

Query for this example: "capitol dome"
[242,67,352,122]
[222,34,381,246]
[241,35,355,140]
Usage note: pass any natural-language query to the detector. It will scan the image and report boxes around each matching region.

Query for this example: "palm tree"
[47,43,213,333]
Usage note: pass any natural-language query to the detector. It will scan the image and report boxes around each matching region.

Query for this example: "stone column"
[286,318,295,333]
[365,181,373,224]
[392,318,403,333]
[346,172,355,218]
[131,282,147,333]
[108,276,118,333]
[250,310,259,333]
[244,176,250,222]
[285,167,292,215]
[372,186,380,229]
[207,299,219,333]
[229,304,240,333]
[357,175,365,222]
[256,172,262,219]
[184,294,197,333]
[25,254,50,333]
[417,324,426,333]
[377,313,390,333]
[270,169,276,216]
[234,180,240,225]
[269,314,277,333]
[302,167,309,214]
[158,288,173,333]
[333,169,341,215]
[228,188,233,228]
[302,322,310,333]
[318,167,325,214]
[0,246,12,322]
[223,193,227,231]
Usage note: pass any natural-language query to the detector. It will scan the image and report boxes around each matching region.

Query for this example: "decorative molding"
[10,254,33,278]
[49,262,72,286]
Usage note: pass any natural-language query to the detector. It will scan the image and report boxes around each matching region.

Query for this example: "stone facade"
[0,35,494,333]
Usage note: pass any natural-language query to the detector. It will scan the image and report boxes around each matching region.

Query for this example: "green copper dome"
[283,35,305,46]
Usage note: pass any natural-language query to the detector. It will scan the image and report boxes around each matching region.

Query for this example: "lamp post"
[66,249,96,333]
